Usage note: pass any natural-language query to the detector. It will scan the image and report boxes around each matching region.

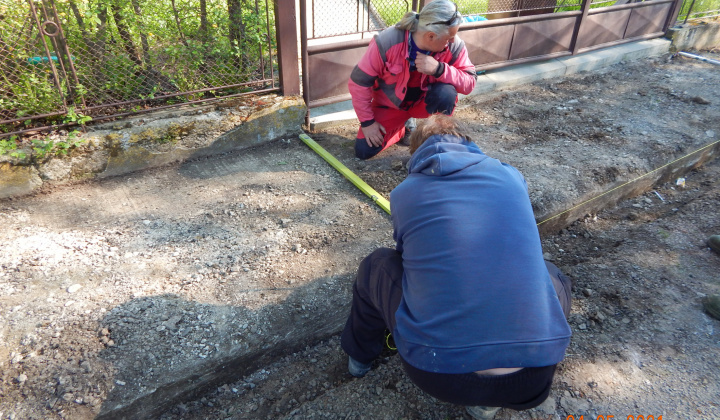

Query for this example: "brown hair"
[408,114,474,154]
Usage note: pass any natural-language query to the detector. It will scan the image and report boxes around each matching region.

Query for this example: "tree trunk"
[130,0,152,64]
[227,0,246,71]
[198,0,211,83]
[110,2,143,68]
[170,0,190,47]
[200,0,209,42]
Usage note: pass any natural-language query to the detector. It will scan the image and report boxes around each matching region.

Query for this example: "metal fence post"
[299,0,310,126]
[570,0,593,55]
[683,0,696,23]
[275,0,301,96]
[679,0,693,25]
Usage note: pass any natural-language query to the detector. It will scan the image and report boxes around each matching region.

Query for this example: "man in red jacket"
[348,0,477,159]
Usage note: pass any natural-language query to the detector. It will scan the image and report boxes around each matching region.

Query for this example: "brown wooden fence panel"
[461,25,515,66]
[307,43,369,105]
[509,15,577,59]
[301,0,684,112]
[577,9,634,49]
[625,2,673,38]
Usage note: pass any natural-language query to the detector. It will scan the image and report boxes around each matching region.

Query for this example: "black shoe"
[348,356,372,378]
[399,118,417,146]
[703,294,720,320]
[466,406,500,419]
[708,235,720,254]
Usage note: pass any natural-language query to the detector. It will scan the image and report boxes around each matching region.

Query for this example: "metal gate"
[300,0,684,111]
[0,0,81,128]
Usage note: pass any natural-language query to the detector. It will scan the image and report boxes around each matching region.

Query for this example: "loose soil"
[1,50,719,420]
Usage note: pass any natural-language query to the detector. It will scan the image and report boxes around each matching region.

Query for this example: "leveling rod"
[299,133,391,215]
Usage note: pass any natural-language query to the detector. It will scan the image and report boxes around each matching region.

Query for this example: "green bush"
[0,0,277,128]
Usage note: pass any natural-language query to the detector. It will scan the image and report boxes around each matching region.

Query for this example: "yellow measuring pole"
[299,133,391,215]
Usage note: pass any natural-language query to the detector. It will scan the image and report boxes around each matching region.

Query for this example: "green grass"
[371,0,489,26]
[679,0,720,20]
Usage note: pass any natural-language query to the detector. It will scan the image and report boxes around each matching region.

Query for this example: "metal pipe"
[300,0,311,127]
[678,51,720,66]
[48,0,86,109]
[571,0,593,55]
[0,87,280,139]
[0,78,276,126]
[299,133,390,214]
[27,0,67,108]
[683,0,697,24]
[308,38,372,55]
[308,93,352,109]
[265,0,275,88]
[459,9,582,31]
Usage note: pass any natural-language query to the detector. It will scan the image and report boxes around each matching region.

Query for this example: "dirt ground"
[1,50,719,419]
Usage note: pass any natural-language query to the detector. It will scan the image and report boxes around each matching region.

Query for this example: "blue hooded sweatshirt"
[390,134,572,374]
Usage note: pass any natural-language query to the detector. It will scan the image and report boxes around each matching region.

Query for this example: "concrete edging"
[536,140,720,234]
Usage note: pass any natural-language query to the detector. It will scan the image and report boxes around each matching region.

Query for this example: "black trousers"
[340,247,573,409]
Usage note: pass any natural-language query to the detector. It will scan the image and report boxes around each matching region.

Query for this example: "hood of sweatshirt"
[407,134,488,177]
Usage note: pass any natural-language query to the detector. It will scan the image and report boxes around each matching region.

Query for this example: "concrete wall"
[666,20,720,52]
[0,97,306,200]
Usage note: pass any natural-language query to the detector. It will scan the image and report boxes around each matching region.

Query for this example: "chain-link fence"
[307,0,660,40]
[307,0,411,39]
[676,0,720,22]
[0,0,278,136]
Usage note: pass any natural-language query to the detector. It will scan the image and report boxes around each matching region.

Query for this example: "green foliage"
[0,130,87,162]
[371,1,412,26]
[0,70,64,118]
[31,138,56,160]
[31,130,87,161]
[1,0,278,125]
[0,136,27,159]
[678,0,720,20]
[373,0,669,24]
[63,108,93,126]
[554,0,613,13]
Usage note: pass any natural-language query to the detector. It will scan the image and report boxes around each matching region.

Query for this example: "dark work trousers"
[354,83,458,160]
[340,247,573,409]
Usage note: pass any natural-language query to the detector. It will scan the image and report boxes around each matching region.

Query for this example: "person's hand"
[415,53,440,76]
[361,122,386,148]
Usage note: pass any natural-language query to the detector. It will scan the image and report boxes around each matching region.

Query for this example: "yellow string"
[536,140,720,227]
[385,332,397,351]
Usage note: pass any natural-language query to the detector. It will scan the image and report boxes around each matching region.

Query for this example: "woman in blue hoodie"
[340,114,572,419]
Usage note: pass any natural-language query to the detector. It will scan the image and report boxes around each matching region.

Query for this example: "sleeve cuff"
[360,119,376,127]
[433,62,445,78]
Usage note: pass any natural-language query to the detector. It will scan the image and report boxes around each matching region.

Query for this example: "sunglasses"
[430,3,459,26]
